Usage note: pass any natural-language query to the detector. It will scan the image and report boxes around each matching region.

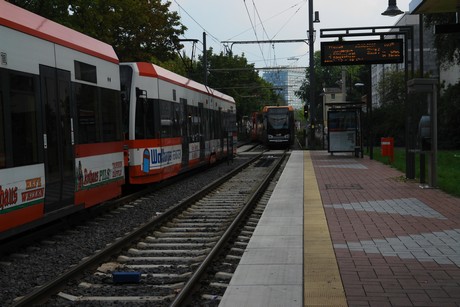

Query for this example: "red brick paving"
[310,151,460,307]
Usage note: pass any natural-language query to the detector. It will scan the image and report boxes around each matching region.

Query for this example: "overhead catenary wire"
[227,1,305,41]
[271,1,307,40]
[173,0,220,45]
[173,0,308,68]
[243,0,268,66]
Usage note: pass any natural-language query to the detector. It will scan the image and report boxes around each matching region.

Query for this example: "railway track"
[194,158,282,305]
[12,150,286,306]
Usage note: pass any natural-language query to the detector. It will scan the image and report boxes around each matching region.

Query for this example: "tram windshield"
[266,108,290,130]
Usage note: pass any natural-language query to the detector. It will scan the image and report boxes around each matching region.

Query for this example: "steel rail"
[11,152,263,307]
[171,151,287,306]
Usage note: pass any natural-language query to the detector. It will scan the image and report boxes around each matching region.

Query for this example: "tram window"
[160,100,172,138]
[10,73,39,166]
[172,102,182,137]
[187,106,200,142]
[135,97,155,139]
[145,100,156,139]
[134,99,144,139]
[223,113,228,132]
[202,109,210,141]
[75,83,99,143]
[217,110,221,136]
[209,109,215,139]
[75,61,97,84]
[0,89,4,168]
[100,88,122,142]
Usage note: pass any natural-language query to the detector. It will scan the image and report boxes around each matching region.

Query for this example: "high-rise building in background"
[262,69,305,109]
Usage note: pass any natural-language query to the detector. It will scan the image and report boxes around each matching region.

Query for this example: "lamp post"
[308,0,320,149]
[381,0,418,179]
[355,72,373,160]
[382,0,404,16]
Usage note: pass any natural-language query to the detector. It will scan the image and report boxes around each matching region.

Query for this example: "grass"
[367,147,460,197]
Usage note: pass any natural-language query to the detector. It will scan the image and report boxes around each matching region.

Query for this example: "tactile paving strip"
[304,151,347,306]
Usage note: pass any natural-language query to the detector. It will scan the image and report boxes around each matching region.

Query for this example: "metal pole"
[367,65,373,159]
[419,15,426,184]
[430,82,438,187]
[203,32,207,86]
[405,28,415,179]
[308,0,316,149]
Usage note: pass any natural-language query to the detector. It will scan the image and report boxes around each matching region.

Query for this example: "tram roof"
[0,1,118,64]
[262,105,294,112]
[135,62,236,104]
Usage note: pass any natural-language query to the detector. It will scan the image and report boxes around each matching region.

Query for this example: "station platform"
[220,150,460,307]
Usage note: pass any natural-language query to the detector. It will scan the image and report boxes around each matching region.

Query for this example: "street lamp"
[382,0,404,16]
[308,0,320,149]
[355,82,373,159]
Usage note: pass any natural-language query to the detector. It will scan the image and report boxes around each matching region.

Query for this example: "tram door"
[40,66,74,212]
[198,103,205,161]
[181,98,189,167]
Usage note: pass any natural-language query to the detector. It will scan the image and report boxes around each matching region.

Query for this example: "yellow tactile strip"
[304,151,348,307]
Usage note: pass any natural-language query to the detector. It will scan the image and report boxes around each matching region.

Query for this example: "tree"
[190,50,279,123]
[8,0,186,62]
[372,69,406,145]
[296,50,367,122]
[438,83,460,149]
[6,0,71,25]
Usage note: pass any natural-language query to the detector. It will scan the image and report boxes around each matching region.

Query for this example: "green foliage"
[437,151,460,197]
[296,51,368,122]
[370,147,460,197]
[438,82,460,149]
[9,0,186,62]
[372,69,406,145]
[190,50,279,122]
[372,69,460,150]
[377,69,405,107]
[7,0,71,24]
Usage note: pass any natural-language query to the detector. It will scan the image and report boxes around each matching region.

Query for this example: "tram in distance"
[251,105,295,148]
[0,2,236,239]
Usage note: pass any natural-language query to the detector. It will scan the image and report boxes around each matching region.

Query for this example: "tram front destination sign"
[321,39,404,66]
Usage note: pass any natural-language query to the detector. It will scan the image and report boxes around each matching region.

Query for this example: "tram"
[251,105,295,148]
[0,1,124,235]
[0,2,236,238]
[120,63,236,184]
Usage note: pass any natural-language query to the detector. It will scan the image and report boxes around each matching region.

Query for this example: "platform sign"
[327,110,359,153]
[321,39,404,66]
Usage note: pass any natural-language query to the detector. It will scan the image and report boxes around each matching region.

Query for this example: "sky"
[170,0,413,68]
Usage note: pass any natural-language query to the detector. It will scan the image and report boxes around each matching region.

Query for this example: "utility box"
[418,115,431,152]
[381,137,394,162]
[407,78,438,187]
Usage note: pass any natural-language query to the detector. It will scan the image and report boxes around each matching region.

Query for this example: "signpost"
[321,39,404,66]
[319,26,416,178]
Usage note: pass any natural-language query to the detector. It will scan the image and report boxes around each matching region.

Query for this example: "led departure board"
[321,39,404,66]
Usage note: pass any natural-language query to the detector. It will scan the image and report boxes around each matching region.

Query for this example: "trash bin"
[381,137,394,163]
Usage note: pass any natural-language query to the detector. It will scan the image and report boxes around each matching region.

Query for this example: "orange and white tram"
[0,1,124,237]
[0,2,236,239]
[120,63,236,184]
